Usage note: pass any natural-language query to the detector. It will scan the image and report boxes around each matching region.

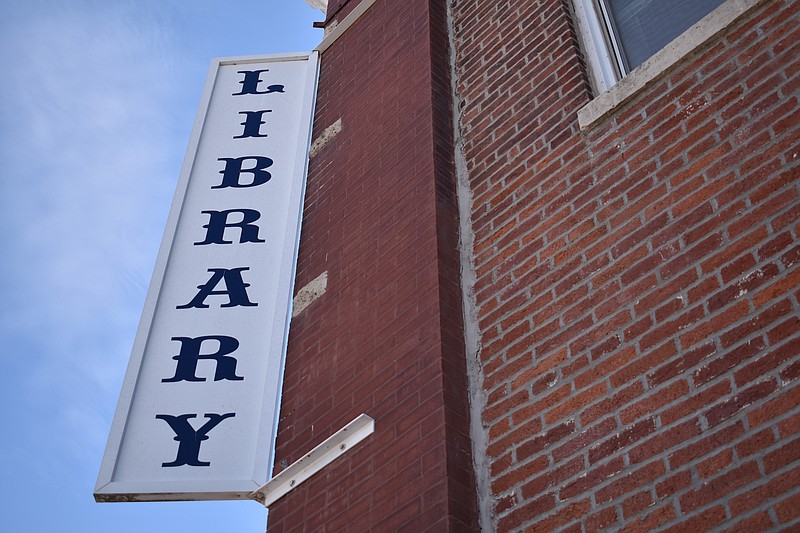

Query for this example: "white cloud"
[0,1,319,529]
[0,0,195,466]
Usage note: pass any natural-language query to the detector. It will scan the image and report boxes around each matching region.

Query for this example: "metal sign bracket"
[250,414,375,507]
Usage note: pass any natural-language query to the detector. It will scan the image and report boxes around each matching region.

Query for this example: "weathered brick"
[613,342,679,389]
[718,262,781,311]
[487,417,544,459]
[490,451,514,478]
[749,382,800,429]
[699,225,769,275]
[648,342,715,386]
[659,233,724,280]
[621,380,689,425]
[693,337,766,386]
[575,345,638,391]
[521,455,585,500]
[669,421,745,469]
[511,381,571,427]
[584,507,619,533]
[729,464,800,516]
[497,492,557,532]
[622,490,655,519]
[491,455,549,495]
[450,0,800,530]
[735,336,800,386]
[680,299,750,349]
[778,409,800,438]
[545,381,608,425]
[720,253,757,284]
[511,348,569,391]
[629,419,701,464]
[663,381,733,427]
[679,461,761,513]
[516,420,576,462]
[642,305,705,351]
[696,449,734,479]
[485,388,530,425]
[523,499,592,532]
[656,470,693,500]
[588,418,657,464]
[720,298,792,348]
[705,378,778,427]
[619,504,677,533]
[559,456,625,501]
[494,492,518,515]
[595,460,667,504]
[719,511,775,533]
[763,436,800,474]
[663,506,727,533]
[632,269,698,318]
[775,490,800,523]
[553,416,619,462]
[737,427,777,458]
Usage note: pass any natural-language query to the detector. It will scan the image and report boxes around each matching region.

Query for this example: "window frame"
[573,0,770,129]
[573,0,620,93]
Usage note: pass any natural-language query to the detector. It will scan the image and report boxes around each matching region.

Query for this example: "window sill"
[577,0,769,131]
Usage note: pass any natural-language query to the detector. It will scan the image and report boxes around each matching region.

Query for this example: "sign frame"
[95,51,319,502]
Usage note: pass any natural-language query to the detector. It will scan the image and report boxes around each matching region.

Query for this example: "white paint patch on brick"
[292,271,328,318]
[737,268,765,297]
[309,119,342,159]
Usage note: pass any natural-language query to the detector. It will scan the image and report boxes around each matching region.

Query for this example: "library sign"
[95,53,318,501]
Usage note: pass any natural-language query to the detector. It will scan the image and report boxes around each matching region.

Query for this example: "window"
[574,0,764,129]
[574,0,727,91]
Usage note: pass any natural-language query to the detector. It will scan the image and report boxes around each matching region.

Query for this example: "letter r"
[194,209,265,245]
[162,335,244,383]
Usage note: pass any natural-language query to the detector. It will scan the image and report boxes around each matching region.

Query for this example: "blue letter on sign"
[194,209,265,245]
[214,157,273,189]
[176,267,257,309]
[233,110,271,139]
[162,335,244,383]
[156,413,235,467]
[232,70,285,96]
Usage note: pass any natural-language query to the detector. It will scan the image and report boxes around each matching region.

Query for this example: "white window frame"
[573,0,620,94]
[573,0,771,129]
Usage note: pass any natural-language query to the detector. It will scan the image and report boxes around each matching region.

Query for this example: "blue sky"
[0,1,321,531]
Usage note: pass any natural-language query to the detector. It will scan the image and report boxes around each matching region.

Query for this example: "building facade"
[267,0,800,530]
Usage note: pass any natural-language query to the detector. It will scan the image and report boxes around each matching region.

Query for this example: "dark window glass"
[604,0,727,71]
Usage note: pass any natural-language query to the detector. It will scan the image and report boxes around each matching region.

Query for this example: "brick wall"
[451,0,800,530]
[266,0,478,530]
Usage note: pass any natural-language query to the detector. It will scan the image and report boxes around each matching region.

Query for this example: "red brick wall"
[266,0,478,530]
[324,0,359,24]
[451,0,800,530]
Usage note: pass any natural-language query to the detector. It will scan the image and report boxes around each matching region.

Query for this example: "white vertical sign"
[95,52,318,502]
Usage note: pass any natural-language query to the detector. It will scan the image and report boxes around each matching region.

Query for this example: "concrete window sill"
[577,0,769,131]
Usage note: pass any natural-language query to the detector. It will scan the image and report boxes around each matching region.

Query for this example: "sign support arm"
[250,414,375,507]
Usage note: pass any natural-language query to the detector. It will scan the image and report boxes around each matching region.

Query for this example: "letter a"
[214,156,273,189]
[232,69,285,96]
[176,267,257,309]
[162,335,244,383]
[194,209,265,245]
[156,413,235,467]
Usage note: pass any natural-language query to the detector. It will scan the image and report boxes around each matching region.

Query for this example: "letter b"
[214,157,273,189]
